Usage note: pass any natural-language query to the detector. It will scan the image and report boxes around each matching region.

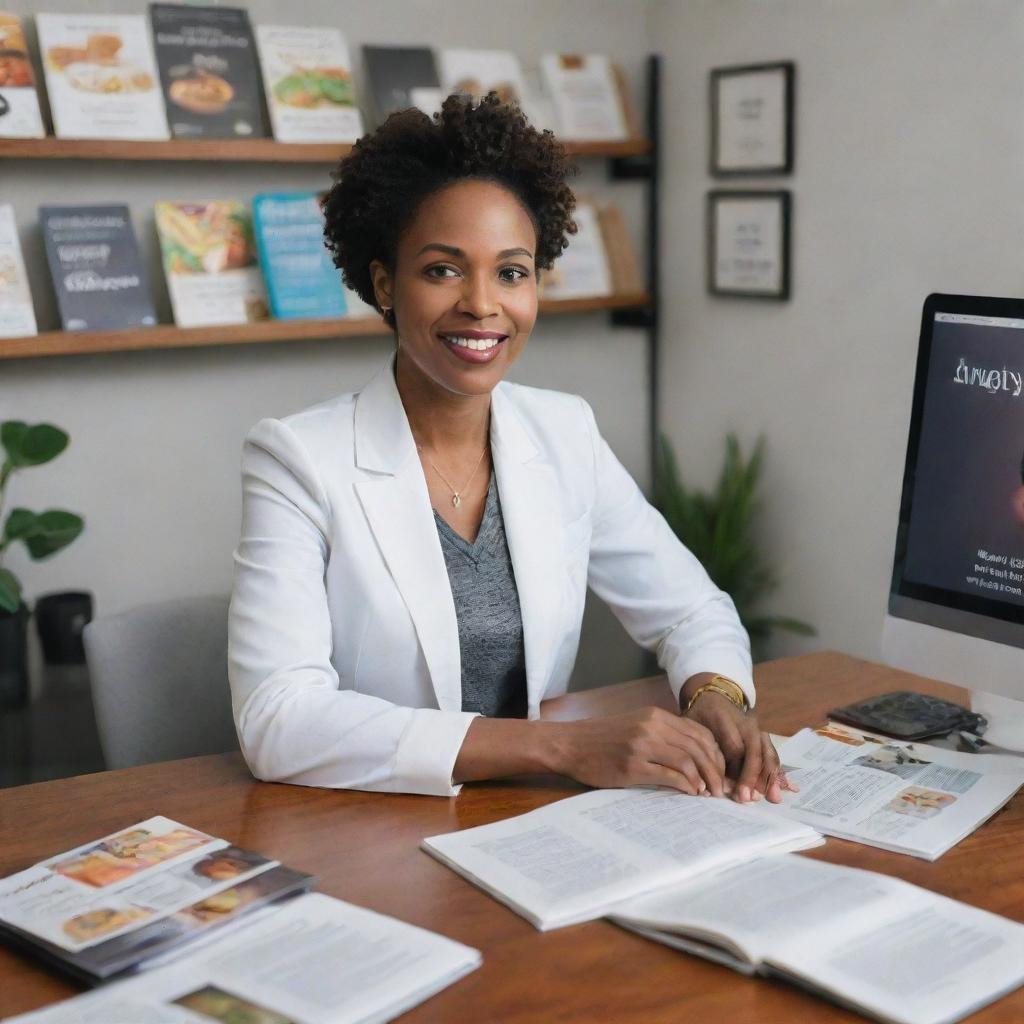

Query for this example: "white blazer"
[228,358,754,797]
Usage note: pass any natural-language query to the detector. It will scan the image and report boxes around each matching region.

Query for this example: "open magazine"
[422,787,823,930]
[773,725,1024,860]
[611,854,1024,1024]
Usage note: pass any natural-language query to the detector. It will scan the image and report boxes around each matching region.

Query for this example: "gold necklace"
[416,443,488,508]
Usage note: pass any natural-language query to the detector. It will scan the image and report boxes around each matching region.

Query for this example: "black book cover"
[40,204,157,332]
[150,3,269,139]
[362,45,439,122]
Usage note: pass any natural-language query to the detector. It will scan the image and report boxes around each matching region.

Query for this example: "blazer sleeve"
[228,418,477,796]
[578,398,756,709]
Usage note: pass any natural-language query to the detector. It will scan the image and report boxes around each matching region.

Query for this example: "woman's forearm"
[452,717,567,783]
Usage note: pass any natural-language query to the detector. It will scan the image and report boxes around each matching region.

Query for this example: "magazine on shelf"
[362,44,440,121]
[6,892,481,1024]
[0,204,37,338]
[438,48,528,109]
[252,192,347,320]
[772,723,1024,860]
[0,12,45,138]
[422,787,823,931]
[256,25,363,143]
[36,13,169,141]
[611,853,1024,1024]
[40,204,157,332]
[150,3,268,139]
[597,202,642,295]
[155,200,269,327]
[540,53,628,141]
[538,200,613,300]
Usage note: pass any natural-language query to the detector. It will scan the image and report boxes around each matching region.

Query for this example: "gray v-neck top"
[434,474,528,718]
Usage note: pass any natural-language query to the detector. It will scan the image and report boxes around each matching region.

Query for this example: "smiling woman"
[228,93,795,803]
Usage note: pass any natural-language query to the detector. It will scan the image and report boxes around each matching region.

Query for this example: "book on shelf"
[252,192,347,320]
[597,202,643,295]
[155,200,269,328]
[40,204,157,332]
[0,204,37,338]
[438,48,528,110]
[150,3,269,140]
[256,25,363,144]
[422,787,823,931]
[772,723,1024,860]
[538,200,614,300]
[540,53,628,142]
[611,852,1024,1024]
[36,12,169,141]
[0,12,45,138]
[362,44,440,122]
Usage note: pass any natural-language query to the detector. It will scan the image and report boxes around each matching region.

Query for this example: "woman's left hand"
[682,692,798,804]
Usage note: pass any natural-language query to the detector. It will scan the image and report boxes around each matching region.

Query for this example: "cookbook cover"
[0,12,45,138]
[256,25,362,143]
[40,204,157,332]
[438,49,527,109]
[155,200,268,327]
[362,44,439,121]
[36,13,168,140]
[150,4,268,139]
[0,204,37,338]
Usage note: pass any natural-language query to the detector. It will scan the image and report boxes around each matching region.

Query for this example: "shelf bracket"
[608,154,654,181]
[609,306,655,329]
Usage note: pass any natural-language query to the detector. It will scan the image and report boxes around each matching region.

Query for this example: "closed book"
[540,53,628,142]
[0,204,37,338]
[538,200,613,300]
[362,45,439,122]
[0,12,45,138]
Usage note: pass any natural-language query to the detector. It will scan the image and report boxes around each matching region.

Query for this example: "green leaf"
[0,567,21,614]
[3,507,38,544]
[1,421,28,465]
[24,509,84,559]
[19,425,69,467]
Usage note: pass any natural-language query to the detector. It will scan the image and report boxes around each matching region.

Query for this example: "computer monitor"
[883,293,1024,748]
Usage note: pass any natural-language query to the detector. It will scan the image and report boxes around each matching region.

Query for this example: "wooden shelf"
[0,136,652,164]
[0,292,650,360]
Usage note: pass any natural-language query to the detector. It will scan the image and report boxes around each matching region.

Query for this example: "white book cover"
[541,53,627,141]
[256,25,363,144]
[37,12,169,141]
[0,204,37,338]
[439,49,527,109]
[0,13,45,138]
[540,201,613,300]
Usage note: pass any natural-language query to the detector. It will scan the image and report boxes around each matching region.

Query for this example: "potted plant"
[655,432,814,662]
[0,421,84,706]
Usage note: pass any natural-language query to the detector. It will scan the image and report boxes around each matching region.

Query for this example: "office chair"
[83,594,238,770]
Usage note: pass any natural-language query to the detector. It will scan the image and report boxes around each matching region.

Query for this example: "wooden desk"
[1,652,1021,1023]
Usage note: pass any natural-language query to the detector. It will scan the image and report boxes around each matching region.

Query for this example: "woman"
[229,94,793,802]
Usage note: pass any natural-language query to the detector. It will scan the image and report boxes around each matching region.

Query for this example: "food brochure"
[612,853,1024,1024]
[36,13,169,141]
[362,44,440,122]
[540,53,627,141]
[0,203,37,338]
[0,12,45,138]
[252,192,347,320]
[538,200,613,300]
[422,787,823,931]
[256,25,362,143]
[150,3,268,139]
[40,204,157,332]
[438,48,528,109]
[155,200,269,327]
[6,893,481,1024]
[773,724,1024,860]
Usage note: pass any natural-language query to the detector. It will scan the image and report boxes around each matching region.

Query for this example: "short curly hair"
[322,93,577,327]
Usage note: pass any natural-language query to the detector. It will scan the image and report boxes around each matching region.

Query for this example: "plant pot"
[35,591,93,666]
[0,602,30,707]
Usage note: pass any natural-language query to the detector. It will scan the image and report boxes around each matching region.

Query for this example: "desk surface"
[1,651,1021,1023]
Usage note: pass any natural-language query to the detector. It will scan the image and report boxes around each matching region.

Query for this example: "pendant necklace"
[416,443,488,508]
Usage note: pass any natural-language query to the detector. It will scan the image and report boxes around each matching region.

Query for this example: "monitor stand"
[969,690,1024,753]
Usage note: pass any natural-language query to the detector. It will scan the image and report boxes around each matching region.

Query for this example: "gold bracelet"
[685,675,748,713]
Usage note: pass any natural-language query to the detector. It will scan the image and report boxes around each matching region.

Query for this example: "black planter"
[0,603,29,707]
[35,591,93,666]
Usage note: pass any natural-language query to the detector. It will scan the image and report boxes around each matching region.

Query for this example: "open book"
[422,787,823,930]
[773,725,1024,859]
[611,854,1024,1024]
[7,892,482,1024]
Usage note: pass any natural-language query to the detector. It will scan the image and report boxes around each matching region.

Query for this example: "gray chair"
[84,594,237,770]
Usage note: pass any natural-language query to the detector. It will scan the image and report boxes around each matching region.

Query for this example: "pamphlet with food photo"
[150,3,268,139]
[0,203,37,338]
[155,200,269,327]
[36,12,169,140]
[0,12,45,138]
[256,25,363,143]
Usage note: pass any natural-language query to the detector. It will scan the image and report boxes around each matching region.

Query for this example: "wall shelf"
[0,137,652,164]
[0,291,650,361]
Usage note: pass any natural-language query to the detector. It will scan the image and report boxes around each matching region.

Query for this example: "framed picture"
[710,61,794,176]
[707,190,791,300]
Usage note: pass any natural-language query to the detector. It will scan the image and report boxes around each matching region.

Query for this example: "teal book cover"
[252,192,346,320]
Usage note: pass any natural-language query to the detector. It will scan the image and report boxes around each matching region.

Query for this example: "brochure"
[256,25,362,143]
[362,45,440,121]
[40,204,157,332]
[155,200,269,327]
[538,200,613,300]
[438,48,528,109]
[150,3,268,139]
[0,12,45,138]
[36,12,169,140]
[772,724,1024,860]
[540,53,627,141]
[0,203,37,338]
